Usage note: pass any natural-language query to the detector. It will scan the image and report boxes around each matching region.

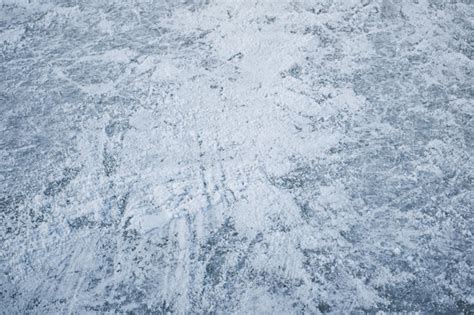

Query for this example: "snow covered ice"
[1,0,473,313]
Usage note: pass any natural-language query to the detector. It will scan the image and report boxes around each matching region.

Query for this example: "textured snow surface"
[1,0,473,313]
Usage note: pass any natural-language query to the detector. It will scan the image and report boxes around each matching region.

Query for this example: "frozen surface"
[1,0,473,313]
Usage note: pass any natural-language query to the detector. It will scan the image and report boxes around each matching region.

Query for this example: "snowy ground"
[1,0,473,313]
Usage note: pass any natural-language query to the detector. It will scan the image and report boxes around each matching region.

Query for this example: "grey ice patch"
[44,167,80,197]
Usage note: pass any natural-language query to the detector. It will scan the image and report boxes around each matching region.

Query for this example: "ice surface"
[1,0,473,313]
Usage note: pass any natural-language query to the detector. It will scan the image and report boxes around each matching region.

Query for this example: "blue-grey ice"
[1,0,473,313]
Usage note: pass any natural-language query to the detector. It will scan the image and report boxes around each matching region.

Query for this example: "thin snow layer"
[1,0,473,313]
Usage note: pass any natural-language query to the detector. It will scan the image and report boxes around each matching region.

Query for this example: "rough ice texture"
[1,0,473,314]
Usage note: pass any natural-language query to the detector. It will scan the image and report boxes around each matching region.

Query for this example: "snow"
[1,0,473,313]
